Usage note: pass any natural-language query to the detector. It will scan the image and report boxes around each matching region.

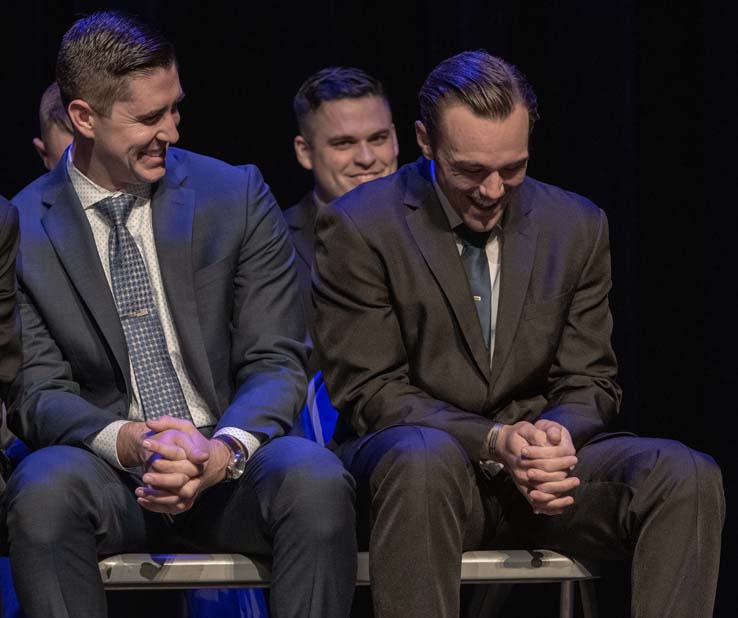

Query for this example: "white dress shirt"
[66,150,260,470]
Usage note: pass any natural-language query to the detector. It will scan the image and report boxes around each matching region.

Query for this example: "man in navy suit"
[5,12,355,618]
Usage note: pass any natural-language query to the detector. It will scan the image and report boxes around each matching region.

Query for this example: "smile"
[350,173,379,182]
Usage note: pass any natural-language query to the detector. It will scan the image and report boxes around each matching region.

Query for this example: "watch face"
[229,453,247,480]
[218,436,248,481]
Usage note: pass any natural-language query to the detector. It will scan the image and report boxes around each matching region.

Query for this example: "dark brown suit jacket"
[284,192,318,326]
[313,158,621,460]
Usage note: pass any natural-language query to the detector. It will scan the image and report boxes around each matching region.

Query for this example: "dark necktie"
[95,194,192,421]
[457,224,492,348]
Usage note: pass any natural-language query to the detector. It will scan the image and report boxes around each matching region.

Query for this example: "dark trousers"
[338,426,725,618]
[4,436,357,618]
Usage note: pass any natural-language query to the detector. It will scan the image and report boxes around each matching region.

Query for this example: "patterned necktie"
[95,194,192,421]
[457,224,492,348]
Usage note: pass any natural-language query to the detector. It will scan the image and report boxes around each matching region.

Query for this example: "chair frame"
[100,549,599,618]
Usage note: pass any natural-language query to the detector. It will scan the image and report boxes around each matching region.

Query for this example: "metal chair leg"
[578,579,599,618]
[559,580,574,618]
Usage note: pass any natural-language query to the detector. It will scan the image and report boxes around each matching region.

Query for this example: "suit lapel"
[405,161,491,380]
[151,155,219,413]
[489,181,537,391]
[40,168,130,386]
[288,193,318,269]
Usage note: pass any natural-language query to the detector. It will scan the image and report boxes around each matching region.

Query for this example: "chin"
[135,166,167,185]
[464,217,496,233]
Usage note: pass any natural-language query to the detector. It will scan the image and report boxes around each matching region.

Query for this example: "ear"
[67,99,97,140]
[415,120,433,160]
[32,137,53,170]
[390,123,400,158]
[294,135,314,171]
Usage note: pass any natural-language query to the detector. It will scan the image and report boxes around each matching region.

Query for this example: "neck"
[71,138,119,192]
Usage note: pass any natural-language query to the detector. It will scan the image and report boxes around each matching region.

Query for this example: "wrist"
[481,422,505,463]
[213,435,248,482]
[117,421,149,468]
[210,438,232,483]
[479,422,506,479]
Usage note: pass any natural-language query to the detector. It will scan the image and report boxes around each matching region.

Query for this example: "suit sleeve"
[7,287,123,449]
[215,165,309,441]
[0,200,20,389]
[538,208,622,447]
[313,203,497,461]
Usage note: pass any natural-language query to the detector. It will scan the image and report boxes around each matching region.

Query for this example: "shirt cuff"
[213,427,261,460]
[87,420,140,474]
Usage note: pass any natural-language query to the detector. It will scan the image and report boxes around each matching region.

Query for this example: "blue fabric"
[1,558,22,618]
[297,372,338,446]
[186,589,268,618]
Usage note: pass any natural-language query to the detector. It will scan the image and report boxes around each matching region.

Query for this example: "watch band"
[214,434,248,482]
[479,422,505,479]
[482,422,504,462]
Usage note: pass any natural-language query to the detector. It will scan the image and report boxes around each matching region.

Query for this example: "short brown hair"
[294,67,389,137]
[419,50,538,145]
[56,11,175,116]
[38,82,73,141]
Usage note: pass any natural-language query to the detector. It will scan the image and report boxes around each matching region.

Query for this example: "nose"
[479,170,504,200]
[158,111,180,145]
[354,141,377,168]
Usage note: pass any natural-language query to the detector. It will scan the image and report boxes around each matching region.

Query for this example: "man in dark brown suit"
[313,50,725,618]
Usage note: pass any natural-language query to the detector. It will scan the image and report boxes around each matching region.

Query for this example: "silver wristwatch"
[214,435,248,482]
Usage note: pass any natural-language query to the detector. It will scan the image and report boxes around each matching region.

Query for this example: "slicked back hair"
[39,82,73,140]
[419,50,539,146]
[294,66,389,138]
[56,11,176,117]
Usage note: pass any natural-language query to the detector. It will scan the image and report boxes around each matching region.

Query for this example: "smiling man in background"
[286,67,398,332]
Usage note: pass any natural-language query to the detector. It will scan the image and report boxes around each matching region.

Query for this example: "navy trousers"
[4,436,357,618]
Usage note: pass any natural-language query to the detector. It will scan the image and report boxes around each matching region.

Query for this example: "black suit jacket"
[9,148,308,450]
[313,158,622,460]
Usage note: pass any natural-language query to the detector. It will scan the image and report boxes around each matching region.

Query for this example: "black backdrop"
[0,1,734,616]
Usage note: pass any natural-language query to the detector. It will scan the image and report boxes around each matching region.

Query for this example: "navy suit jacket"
[313,158,622,460]
[9,148,308,450]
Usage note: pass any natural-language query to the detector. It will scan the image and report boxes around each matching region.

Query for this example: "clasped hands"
[117,416,233,514]
[495,419,579,516]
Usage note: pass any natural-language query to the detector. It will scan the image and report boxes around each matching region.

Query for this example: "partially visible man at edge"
[286,66,398,346]
[0,195,19,618]
[32,82,74,171]
[4,11,356,618]
[0,197,20,476]
[312,50,725,618]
